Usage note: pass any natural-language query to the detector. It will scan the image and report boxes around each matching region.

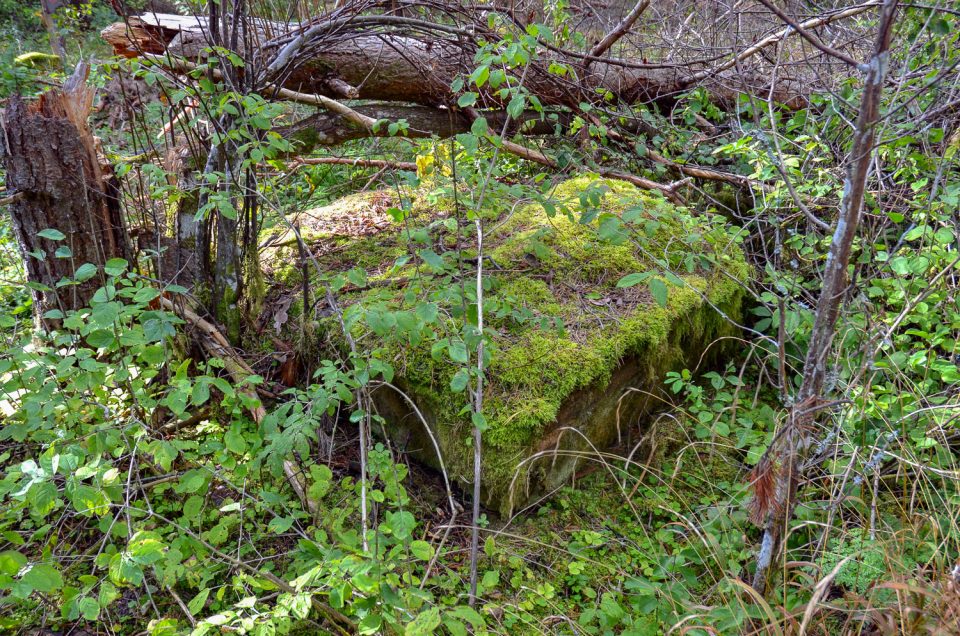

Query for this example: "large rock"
[266,176,749,516]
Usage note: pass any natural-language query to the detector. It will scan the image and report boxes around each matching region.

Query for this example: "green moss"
[14,52,61,68]
[262,190,408,286]
[281,175,750,514]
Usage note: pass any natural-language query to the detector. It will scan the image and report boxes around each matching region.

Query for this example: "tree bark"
[39,0,67,62]
[750,0,899,594]
[0,62,132,328]
[101,11,830,110]
[278,104,569,149]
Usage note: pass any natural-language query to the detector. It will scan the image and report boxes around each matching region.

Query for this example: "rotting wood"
[0,61,133,328]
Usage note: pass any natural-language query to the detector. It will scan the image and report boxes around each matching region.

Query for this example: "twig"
[477,126,684,202]
[161,408,211,433]
[751,0,899,593]
[288,157,416,171]
[265,84,377,130]
[164,581,196,627]
[283,459,319,517]
[0,192,23,206]
[158,296,266,423]
[587,0,651,64]
[685,1,880,85]
[753,0,864,69]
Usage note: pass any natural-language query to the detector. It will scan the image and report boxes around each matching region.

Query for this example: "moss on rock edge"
[274,175,750,516]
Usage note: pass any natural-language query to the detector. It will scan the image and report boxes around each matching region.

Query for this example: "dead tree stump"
[0,62,131,328]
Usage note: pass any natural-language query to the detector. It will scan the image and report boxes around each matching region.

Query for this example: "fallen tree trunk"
[278,104,567,149]
[100,7,870,110]
[0,62,132,328]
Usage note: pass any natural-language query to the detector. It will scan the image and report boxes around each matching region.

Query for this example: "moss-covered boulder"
[267,176,749,516]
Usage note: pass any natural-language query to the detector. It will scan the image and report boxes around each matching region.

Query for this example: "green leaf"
[600,591,625,620]
[153,442,178,472]
[507,94,526,118]
[455,133,478,154]
[188,588,209,615]
[178,469,208,494]
[129,531,165,565]
[415,302,438,324]
[308,464,333,500]
[457,92,478,108]
[78,596,100,621]
[616,272,649,288]
[418,249,445,272]
[74,263,98,282]
[98,581,119,607]
[934,227,955,244]
[406,607,441,636]
[481,569,499,590]
[447,605,484,627]
[450,369,469,393]
[347,267,367,287]
[104,258,129,276]
[109,553,143,586]
[86,330,116,349]
[649,278,668,307]
[0,551,27,576]
[218,200,238,220]
[70,484,111,517]
[224,424,248,455]
[471,411,488,432]
[286,593,311,619]
[268,516,294,534]
[366,308,396,336]
[448,341,469,364]
[409,540,434,561]
[470,65,490,88]
[358,612,383,634]
[133,287,161,303]
[470,117,488,136]
[385,510,416,540]
[30,481,58,516]
[37,228,66,241]
[22,563,63,593]
[890,257,911,275]
[26,281,52,292]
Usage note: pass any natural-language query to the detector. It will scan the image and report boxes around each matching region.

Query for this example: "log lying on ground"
[278,105,569,149]
[98,8,875,110]
[264,175,749,516]
[0,62,132,328]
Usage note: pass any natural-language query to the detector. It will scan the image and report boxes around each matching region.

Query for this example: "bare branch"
[288,156,417,170]
[587,0,651,63]
[685,1,880,85]
[751,0,900,594]
[753,0,865,69]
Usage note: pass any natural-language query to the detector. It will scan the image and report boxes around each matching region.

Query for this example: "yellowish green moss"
[14,52,61,68]
[275,175,750,514]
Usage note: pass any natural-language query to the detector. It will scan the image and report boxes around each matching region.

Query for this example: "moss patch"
[269,175,750,515]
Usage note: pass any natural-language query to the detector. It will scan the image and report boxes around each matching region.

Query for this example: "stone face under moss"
[275,176,749,516]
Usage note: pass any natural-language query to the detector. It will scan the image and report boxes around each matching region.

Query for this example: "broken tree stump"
[0,62,132,328]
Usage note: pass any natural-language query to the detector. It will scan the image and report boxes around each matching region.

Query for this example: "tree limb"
[587,0,651,63]
[288,156,416,170]
[750,0,899,594]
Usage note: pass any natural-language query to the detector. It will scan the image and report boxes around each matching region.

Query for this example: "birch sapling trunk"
[750,0,899,593]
